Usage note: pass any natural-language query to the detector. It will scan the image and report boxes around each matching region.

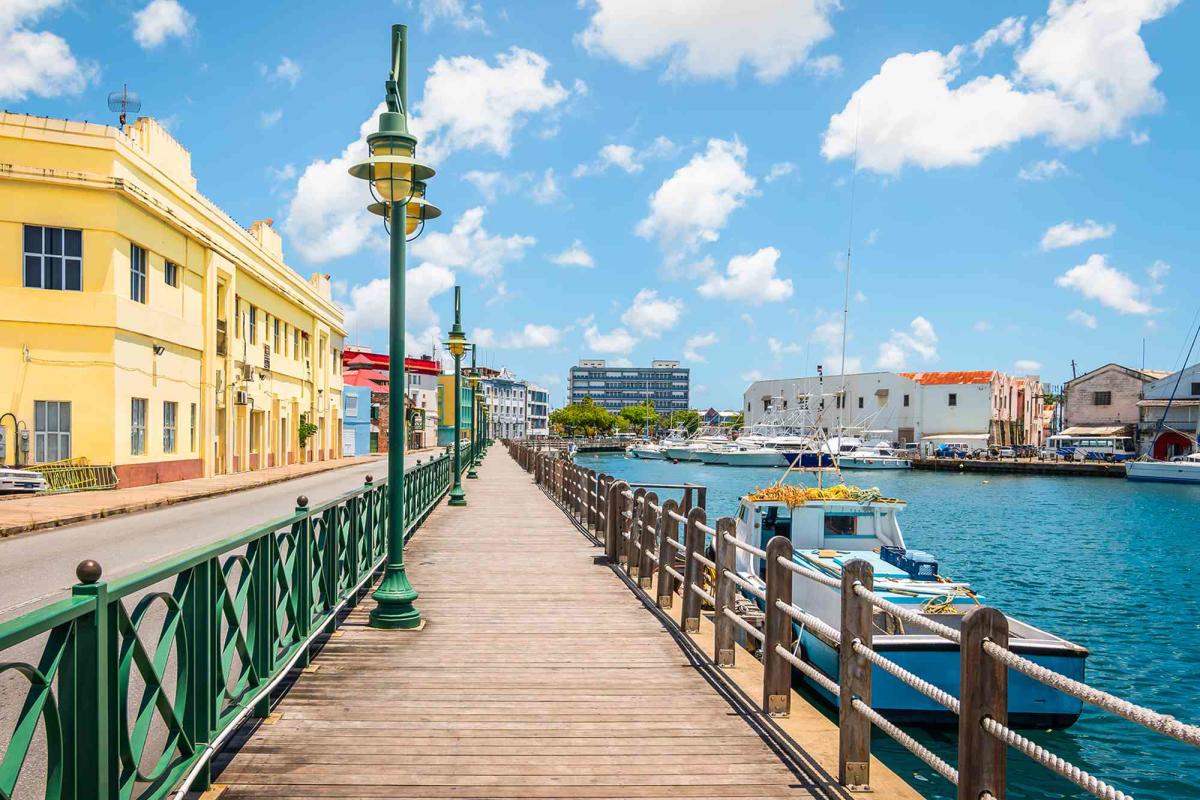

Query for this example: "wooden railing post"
[639,492,658,589]
[680,507,705,633]
[657,499,679,608]
[959,607,1009,800]
[627,488,646,579]
[839,559,873,790]
[605,481,628,562]
[713,517,736,667]
[763,535,793,716]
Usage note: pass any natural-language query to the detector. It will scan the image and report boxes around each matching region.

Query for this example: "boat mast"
[1152,320,1200,451]
[836,103,861,475]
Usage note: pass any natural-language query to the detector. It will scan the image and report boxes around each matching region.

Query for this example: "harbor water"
[577,452,1200,800]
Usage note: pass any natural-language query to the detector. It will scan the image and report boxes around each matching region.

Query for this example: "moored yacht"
[627,428,687,460]
[1125,453,1200,484]
[662,426,732,461]
[839,435,912,470]
[729,485,1087,727]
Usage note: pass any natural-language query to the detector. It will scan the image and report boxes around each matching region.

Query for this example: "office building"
[567,360,690,414]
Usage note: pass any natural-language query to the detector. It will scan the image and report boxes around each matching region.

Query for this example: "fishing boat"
[627,428,687,460]
[662,426,731,462]
[729,484,1087,727]
[1125,453,1200,484]
[698,442,791,467]
[839,434,912,470]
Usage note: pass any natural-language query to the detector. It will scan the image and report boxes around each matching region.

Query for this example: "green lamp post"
[466,346,481,478]
[445,286,469,506]
[348,23,441,630]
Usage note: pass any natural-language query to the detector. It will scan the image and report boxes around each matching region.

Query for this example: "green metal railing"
[0,445,473,800]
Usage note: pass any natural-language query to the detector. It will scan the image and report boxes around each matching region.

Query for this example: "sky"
[5,0,1198,409]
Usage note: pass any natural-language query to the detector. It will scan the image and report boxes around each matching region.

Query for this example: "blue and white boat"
[730,487,1088,728]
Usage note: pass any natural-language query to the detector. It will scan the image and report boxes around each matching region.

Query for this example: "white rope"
[722,606,765,642]
[723,569,766,601]
[691,551,715,570]
[851,639,960,714]
[621,489,634,500]
[724,531,766,558]
[774,600,841,644]
[689,582,715,605]
[852,698,959,785]
[853,581,962,644]
[648,501,662,514]
[775,645,839,695]
[981,717,1131,800]
[662,565,684,582]
[663,537,683,551]
[776,556,842,589]
[668,509,687,523]
[697,521,717,536]
[646,550,659,565]
[982,640,1200,748]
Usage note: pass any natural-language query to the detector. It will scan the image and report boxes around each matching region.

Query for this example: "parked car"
[0,467,46,494]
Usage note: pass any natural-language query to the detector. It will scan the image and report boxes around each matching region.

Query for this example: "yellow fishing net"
[745,484,902,507]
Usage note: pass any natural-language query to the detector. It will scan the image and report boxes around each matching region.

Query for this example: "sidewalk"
[0,452,413,538]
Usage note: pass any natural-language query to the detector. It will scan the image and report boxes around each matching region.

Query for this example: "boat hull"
[1125,461,1200,484]
[694,450,730,465]
[628,447,666,460]
[839,456,912,470]
[796,628,1085,728]
[782,451,834,468]
[663,447,701,462]
[720,451,789,467]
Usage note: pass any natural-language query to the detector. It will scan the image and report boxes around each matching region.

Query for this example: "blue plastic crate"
[880,546,939,581]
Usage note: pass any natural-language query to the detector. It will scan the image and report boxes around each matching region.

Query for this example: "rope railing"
[501,440,1197,800]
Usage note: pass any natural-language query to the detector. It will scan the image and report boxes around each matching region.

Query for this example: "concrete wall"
[1064,364,1145,429]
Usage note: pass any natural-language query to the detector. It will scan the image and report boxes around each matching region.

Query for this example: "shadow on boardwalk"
[211,450,845,799]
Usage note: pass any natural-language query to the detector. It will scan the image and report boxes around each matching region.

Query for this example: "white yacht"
[838,432,912,470]
[1125,453,1200,484]
[662,426,732,461]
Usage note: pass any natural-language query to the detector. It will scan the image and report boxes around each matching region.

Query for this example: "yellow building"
[0,113,346,486]
[436,374,476,446]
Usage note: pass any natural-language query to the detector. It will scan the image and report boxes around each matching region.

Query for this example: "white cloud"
[0,0,98,101]
[973,320,991,332]
[340,263,455,355]
[416,0,487,32]
[1018,158,1069,181]
[462,170,510,201]
[410,206,535,282]
[972,16,1025,58]
[133,0,193,49]
[741,369,766,384]
[573,136,677,177]
[530,168,562,204]
[261,55,301,87]
[1130,129,1150,145]
[579,0,838,82]
[764,161,796,183]
[683,332,718,362]
[414,47,573,164]
[260,109,283,128]
[1014,359,1043,372]
[697,247,793,304]
[823,0,1179,174]
[474,323,562,349]
[1067,309,1098,329]
[768,337,802,356]
[1054,254,1155,314]
[584,325,637,354]
[876,316,939,370]
[637,138,757,263]
[1040,219,1115,250]
[550,240,594,268]
[806,54,843,77]
[865,229,879,245]
[621,289,683,338]
[267,163,296,183]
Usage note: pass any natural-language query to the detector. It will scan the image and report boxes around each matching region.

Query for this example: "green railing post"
[183,558,217,791]
[363,475,376,560]
[291,495,312,671]
[61,559,117,800]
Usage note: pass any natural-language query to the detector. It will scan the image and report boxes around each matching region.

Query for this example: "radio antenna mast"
[107,84,142,127]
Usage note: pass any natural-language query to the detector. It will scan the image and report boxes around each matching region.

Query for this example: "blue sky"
[6,0,1198,408]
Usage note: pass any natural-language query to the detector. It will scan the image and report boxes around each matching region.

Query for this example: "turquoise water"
[576,453,1200,800]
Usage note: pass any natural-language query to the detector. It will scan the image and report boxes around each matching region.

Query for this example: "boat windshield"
[761,506,792,541]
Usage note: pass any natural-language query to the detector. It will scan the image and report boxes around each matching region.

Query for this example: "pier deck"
[211,450,849,798]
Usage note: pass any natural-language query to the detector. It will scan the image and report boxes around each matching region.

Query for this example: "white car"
[0,467,47,494]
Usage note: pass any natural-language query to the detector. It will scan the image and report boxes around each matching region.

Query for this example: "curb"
[0,456,390,539]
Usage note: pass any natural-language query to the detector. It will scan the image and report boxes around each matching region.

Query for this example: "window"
[948,393,958,407]
[1093,391,1112,406]
[274,318,281,352]
[1191,382,1200,396]
[824,514,857,536]
[163,401,177,453]
[34,400,71,462]
[857,397,864,409]
[248,305,256,343]
[164,261,179,287]
[903,393,910,407]
[302,334,310,359]
[294,328,300,357]
[131,398,147,455]
[24,226,82,291]
[130,244,147,303]
[190,403,197,452]
[346,392,359,416]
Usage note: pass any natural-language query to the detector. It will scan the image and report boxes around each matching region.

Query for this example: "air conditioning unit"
[240,363,253,382]
[235,390,249,405]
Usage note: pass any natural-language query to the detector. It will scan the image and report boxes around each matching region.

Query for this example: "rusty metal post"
[713,517,736,667]
[763,535,793,716]
[839,559,873,790]
[959,607,1009,800]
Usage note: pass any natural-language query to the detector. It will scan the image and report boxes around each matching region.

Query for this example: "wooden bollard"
[627,488,646,579]
[763,535,793,716]
[657,499,679,608]
[713,517,736,667]
[605,481,628,563]
[680,507,705,633]
[959,607,1009,800]
[639,492,658,590]
[839,559,873,790]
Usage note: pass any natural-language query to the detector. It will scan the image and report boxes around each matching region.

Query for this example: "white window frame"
[163,401,177,453]
[130,244,147,303]
[24,225,82,292]
[34,400,71,462]
[131,398,147,455]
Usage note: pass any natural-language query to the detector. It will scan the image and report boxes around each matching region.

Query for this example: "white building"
[480,369,529,439]
[1137,363,1200,458]
[744,369,1044,450]
[526,383,550,437]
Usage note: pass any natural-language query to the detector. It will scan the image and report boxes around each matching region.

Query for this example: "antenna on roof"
[107,84,142,127]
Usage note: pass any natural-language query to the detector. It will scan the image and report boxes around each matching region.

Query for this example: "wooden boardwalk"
[212,449,833,799]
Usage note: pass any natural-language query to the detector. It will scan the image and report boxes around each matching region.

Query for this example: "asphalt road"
[0,455,402,622]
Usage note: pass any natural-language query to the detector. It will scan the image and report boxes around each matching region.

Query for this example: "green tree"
[667,409,702,434]
[619,401,657,433]
[727,412,745,430]
[549,396,616,437]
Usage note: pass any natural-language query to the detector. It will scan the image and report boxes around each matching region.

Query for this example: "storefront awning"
[1059,425,1132,436]
[922,433,990,441]
[1137,399,1200,407]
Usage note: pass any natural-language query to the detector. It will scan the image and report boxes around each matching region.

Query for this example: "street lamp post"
[445,286,469,506]
[466,346,480,478]
[348,23,441,630]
